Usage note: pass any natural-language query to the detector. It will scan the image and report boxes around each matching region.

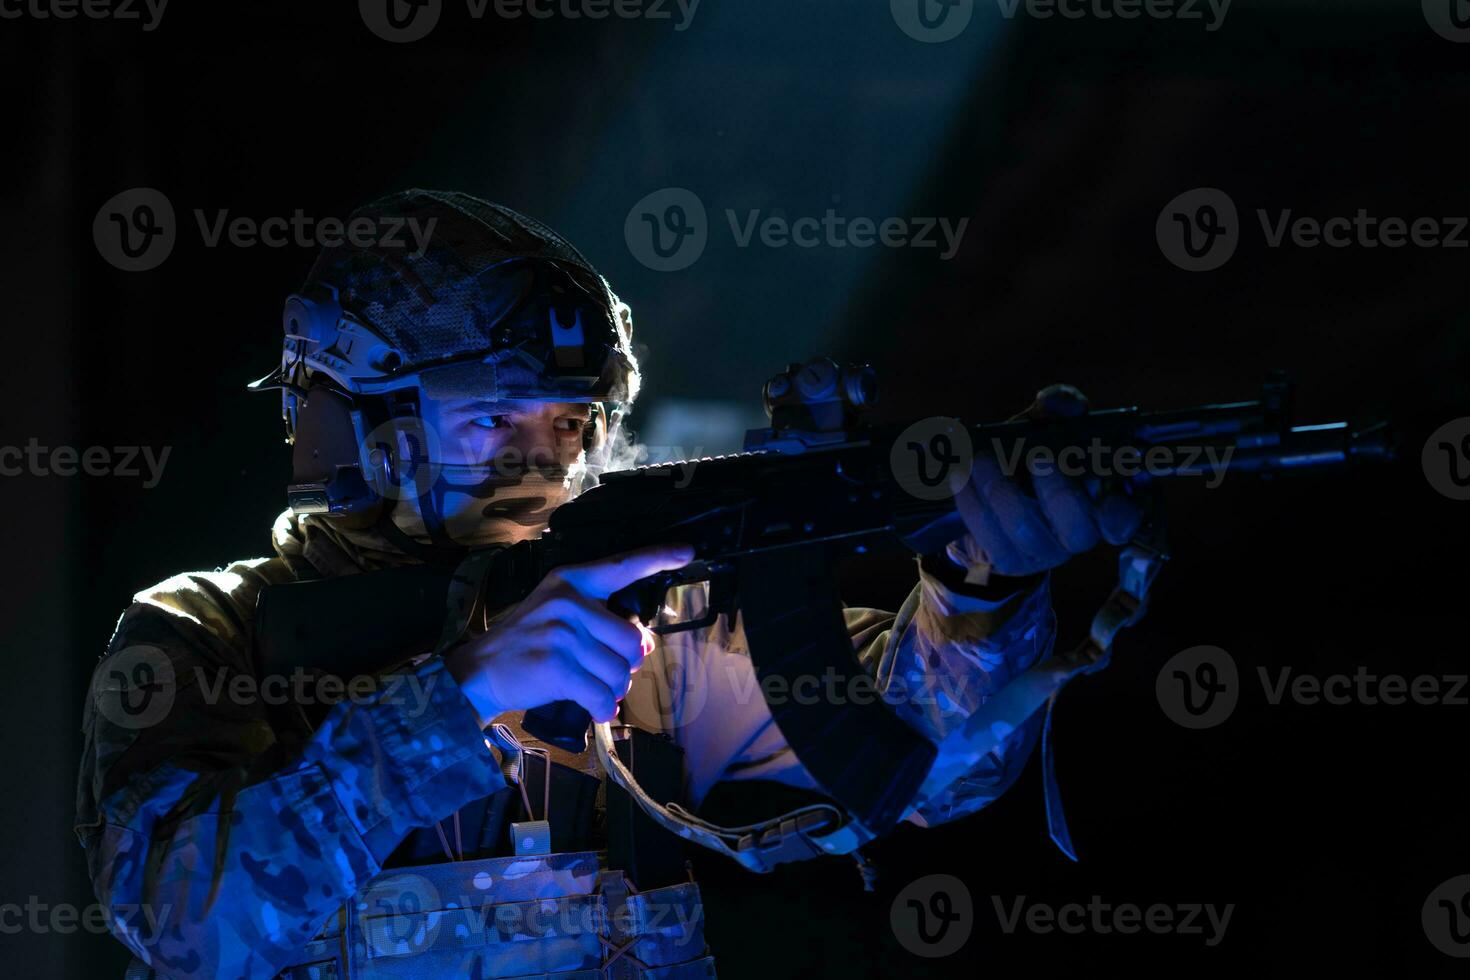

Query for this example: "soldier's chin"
[436,510,552,547]
[484,519,551,545]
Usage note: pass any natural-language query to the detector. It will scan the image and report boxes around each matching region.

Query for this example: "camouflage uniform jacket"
[75,513,1055,978]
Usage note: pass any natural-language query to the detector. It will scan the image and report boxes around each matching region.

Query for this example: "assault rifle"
[255,360,1394,840]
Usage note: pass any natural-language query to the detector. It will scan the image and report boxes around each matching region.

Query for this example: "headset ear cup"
[289,387,388,528]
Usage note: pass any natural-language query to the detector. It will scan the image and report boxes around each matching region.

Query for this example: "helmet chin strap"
[371,507,468,567]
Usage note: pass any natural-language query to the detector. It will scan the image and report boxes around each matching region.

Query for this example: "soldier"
[75,189,1141,978]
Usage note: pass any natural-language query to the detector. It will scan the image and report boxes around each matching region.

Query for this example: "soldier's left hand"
[953,384,1145,579]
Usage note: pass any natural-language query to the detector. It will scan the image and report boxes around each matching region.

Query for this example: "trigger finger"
[633,622,655,671]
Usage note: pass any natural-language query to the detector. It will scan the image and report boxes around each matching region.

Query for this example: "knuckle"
[542,594,580,620]
[540,622,578,651]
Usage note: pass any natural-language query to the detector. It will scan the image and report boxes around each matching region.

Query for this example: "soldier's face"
[403,395,592,545]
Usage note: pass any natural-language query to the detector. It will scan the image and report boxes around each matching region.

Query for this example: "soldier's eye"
[554,417,587,434]
[470,415,513,430]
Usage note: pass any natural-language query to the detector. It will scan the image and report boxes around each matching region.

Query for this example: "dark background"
[2,0,1466,976]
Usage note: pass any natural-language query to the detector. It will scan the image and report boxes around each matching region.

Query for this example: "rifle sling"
[737,548,938,837]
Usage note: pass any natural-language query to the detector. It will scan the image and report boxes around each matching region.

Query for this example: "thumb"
[556,542,695,598]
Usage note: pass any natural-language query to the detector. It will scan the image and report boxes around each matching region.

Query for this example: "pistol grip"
[520,700,590,753]
[518,581,662,754]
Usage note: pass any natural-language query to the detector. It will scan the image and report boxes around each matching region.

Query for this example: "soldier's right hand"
[443,543,694,729]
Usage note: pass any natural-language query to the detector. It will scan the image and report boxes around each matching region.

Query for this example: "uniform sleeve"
[853,552,1055,826]
[74,576,505,980]
[631,541,1054,831]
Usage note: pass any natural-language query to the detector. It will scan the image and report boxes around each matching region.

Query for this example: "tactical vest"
[272,718,717,979]
[275,852,712,979]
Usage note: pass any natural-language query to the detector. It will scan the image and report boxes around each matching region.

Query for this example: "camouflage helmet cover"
[269,189,640,420]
